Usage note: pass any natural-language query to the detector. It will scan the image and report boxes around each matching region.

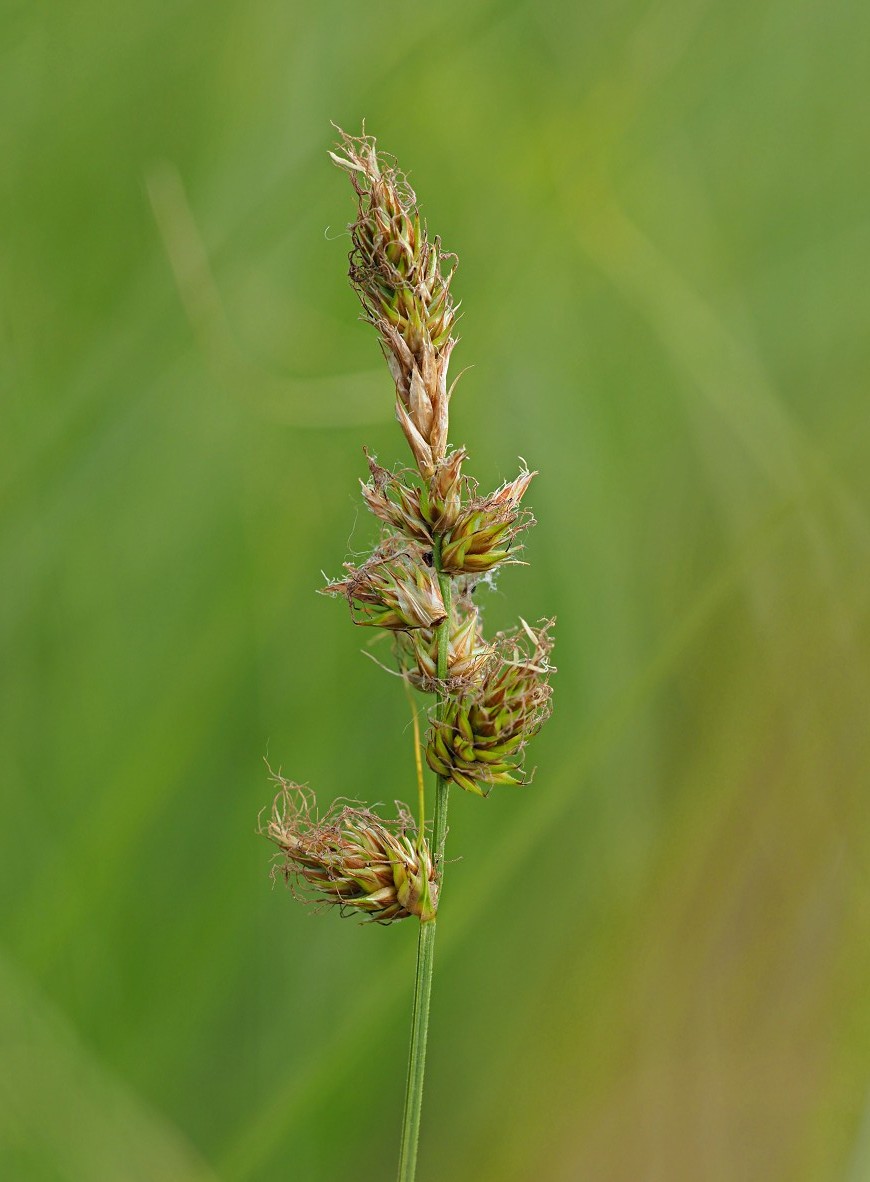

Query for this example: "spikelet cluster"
[360,452,536,575]
[324,127,554,792]
[262,127,554,927]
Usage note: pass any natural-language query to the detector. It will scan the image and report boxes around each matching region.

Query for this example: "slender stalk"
[396,538,452,1182]
[432,541,453,871]
[397,917,435,1182]
[403,676,427,845]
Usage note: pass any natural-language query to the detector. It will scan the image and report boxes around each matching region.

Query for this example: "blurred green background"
[2,0,870,1179]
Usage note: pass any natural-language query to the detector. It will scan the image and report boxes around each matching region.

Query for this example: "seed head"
[322,537,447,631]
[330,127,460,478]
[266,782,438,923]
[426,619,555,794]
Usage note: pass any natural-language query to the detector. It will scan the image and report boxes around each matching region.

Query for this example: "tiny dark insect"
[421,550,434,567]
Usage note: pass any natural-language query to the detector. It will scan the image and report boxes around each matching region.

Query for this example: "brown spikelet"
[394,588,494,694]
[361,448,468,542]
[321,537,447,631]
[330,128,460,477]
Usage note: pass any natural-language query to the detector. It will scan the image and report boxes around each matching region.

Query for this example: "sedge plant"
[263,127,555,1182]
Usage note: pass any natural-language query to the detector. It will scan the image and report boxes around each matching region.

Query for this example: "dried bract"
[266,782,438,923]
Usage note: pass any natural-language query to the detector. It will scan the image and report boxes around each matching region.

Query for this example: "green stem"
[396,918,436,1182]
[396,538,452,1182]
[432,555,453,871]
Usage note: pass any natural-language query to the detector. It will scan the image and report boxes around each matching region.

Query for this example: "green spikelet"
[425,620,555,794]
[439,468,537,574]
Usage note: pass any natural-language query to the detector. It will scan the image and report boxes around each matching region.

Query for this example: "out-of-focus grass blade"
[0,949,219,1182]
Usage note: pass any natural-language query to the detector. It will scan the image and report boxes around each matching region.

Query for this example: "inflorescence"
[264,127,554,923]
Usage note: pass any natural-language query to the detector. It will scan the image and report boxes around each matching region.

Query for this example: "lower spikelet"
[265,780,438,923]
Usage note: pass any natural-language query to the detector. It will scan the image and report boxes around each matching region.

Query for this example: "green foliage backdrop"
[2,1,869,1178]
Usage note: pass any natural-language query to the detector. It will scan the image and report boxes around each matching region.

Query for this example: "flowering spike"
[330,128,460,477]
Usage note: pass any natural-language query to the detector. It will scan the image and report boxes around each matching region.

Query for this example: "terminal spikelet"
[330,127,460,477]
